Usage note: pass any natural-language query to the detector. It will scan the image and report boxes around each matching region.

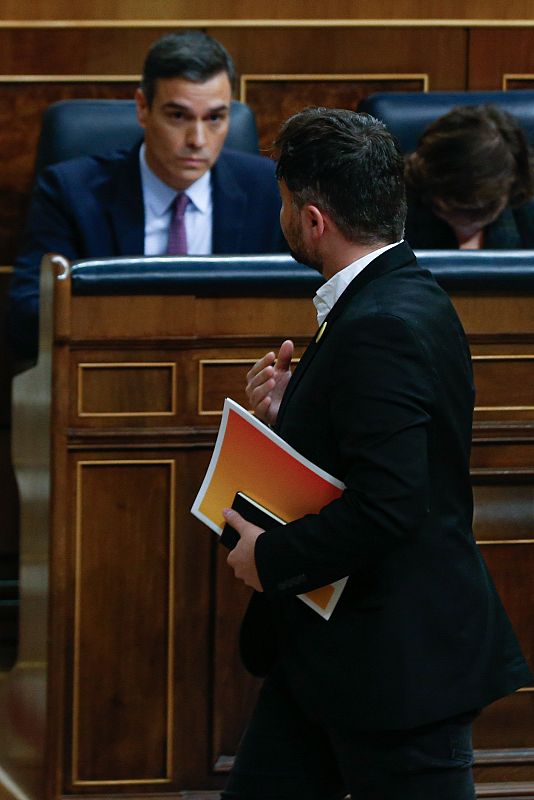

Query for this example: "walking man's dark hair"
[275,108,407,244]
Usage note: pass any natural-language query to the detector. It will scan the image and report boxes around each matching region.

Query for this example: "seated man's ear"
[135,88,149,127]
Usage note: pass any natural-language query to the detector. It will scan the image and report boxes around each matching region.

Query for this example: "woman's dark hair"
[405,104,534,218]
[275,108,407,245]
[141,30,236,106]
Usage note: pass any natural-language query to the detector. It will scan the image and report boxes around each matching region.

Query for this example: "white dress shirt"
[139,144,213,255]
[313,241,403,325]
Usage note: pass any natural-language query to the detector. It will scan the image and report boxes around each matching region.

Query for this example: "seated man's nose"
[187,122,206,147]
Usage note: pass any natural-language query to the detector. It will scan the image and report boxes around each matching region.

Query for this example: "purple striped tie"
[166,193,190,255]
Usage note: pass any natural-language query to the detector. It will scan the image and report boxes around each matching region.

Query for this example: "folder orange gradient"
[191,398,347,620]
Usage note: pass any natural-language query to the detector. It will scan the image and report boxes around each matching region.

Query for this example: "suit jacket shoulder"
[211,148,286,253]
[8,145,145,359]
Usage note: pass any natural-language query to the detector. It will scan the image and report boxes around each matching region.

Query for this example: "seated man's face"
[135,72,232,191]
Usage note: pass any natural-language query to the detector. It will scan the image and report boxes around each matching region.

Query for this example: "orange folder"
[191,398,348,620]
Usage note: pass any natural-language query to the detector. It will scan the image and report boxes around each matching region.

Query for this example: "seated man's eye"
[165,110,185,122]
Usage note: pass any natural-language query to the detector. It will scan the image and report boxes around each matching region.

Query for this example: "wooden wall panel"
[198,359,255,415]
[0,272,13,424]
[77,362,176,416]
[473,355,534,421]
[0,29,169,74]
[67,348,269,430]
[469,28,534,89]
[3,0,534,20]
[452,294,534,784]
[472,510,534,779]
[3,263,534,798]
[71,460,173,785]
[506,76,534,89]
[65,449,219,791]
[243,75,426,153]
[214,26,466,88]
[473,486,534,762]
[474,484,534,541]
[474,691,534,751]
[480,543,534,669]
[171,447,220,789]
[471,438,534,471]
[211,553,260,773]
[0,81,136,264]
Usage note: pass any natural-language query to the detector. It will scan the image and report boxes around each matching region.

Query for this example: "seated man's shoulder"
[39,148,136,193]
[218,148,277,180]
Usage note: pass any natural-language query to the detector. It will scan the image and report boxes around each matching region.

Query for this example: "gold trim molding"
[3,19,534,28]
[0,74,139,82]
[72,459,176,786]
[240,72,429,102]
[197,358,254,416]
[473,354,534,414]
[197,356,300,416]
[477,539,534,545]
[77,361,177,418]
[503,73,534,89]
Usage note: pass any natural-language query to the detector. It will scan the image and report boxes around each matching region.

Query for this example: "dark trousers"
[222,669,476,800]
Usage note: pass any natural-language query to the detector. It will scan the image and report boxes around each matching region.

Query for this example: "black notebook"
[220,492,286,550]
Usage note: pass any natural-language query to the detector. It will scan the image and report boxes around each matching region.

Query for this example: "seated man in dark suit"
[8,30,286,361]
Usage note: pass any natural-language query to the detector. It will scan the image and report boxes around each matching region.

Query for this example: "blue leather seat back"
[34,98,259,172]
[358,90,534,153]
[69,251,534,297]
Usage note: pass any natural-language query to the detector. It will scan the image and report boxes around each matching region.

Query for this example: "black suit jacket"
[242,242,532,733]
[405,194,534,249]
[8,145,286,359]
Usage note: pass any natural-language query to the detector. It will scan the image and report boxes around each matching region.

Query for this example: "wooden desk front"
[1,254,533,800]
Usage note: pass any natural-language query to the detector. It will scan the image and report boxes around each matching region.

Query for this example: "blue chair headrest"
[34,98,259,172]
[358,90,534,153]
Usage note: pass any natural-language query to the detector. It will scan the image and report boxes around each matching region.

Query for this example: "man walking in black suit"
[222,108,532,799]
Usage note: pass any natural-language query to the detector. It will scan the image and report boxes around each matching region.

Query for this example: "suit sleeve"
[7,167,83,361]
[254,313,436,596]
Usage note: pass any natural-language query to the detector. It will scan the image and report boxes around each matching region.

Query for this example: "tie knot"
[166,193,190,255]
[173,192,189,217]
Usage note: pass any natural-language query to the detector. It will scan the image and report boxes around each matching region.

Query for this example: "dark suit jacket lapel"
[211,151,246,253]
[107,144,145,255]
[276,242,417,428]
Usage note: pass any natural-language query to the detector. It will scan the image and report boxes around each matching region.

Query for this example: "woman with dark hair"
[404,104,534,249]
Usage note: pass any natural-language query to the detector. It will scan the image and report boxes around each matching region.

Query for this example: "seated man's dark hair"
[274,108,407,245]
[141,30,236,106]
[405,104,534,219]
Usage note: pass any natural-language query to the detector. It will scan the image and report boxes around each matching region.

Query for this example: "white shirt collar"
[313,241,403,325]
[139,143,211,216]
